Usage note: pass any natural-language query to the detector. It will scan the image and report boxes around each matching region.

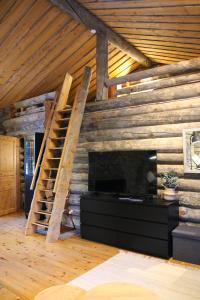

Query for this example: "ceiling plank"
[81,6,200,16]
[79,0,200,9]
[50,0,151,67]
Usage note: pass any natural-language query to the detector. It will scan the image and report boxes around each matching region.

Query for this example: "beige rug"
[35,282,160,300]
[68,251,200,300]
[80,282,160,300]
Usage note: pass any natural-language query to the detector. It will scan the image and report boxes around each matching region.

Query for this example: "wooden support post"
[108,85,117,99]
[96,32,108,101]
[44,99,54,128]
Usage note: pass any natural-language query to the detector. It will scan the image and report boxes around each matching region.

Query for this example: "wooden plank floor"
[0,212,118,300]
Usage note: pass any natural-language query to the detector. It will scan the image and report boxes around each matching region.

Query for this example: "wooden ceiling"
[0,0,200,108]
[0,0,138,108]
[79,0,200,64]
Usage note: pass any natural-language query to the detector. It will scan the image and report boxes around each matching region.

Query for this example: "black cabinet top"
[81,192,178,207]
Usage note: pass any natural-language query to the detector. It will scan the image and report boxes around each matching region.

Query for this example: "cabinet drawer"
[81,225,169,258]
[81,212,169,240]
[81,199,168,223]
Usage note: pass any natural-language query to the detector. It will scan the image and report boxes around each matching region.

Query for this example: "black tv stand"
[80,192,179,258]
[118,197,143,202]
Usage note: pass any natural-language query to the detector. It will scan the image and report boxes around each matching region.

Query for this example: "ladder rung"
[33,221,49,228]
[47,157,61,160]
[44,168,58,171]
[54,127,68,131]
[49,147,63,150]
[37,199,54,203]
[40,189,54,192]
[35,210,52,216]
[57,108,71,113]
[50,137,65,140]
[56,118,70,123]
[42,178,56,181]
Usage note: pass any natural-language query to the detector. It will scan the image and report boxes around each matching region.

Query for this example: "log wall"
[0,92,56,136]
[69,71,200,230]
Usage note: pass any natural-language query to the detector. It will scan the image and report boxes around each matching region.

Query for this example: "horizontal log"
[5,121,44,133]
[106,57,200,87]
[86,82,200,112]
[75,151,88,157]
[3,112,45,129]
[72,162,88,173]
[157,153,183,164]
[6,128,44,137]
[76,146,88,153]
[70,183,88,193]
[179,207,200,223]
[84,97,200,120]
[158,178,200,192]
[71,173,88,181]
[157,149,183,154]
[82,108,200,131]
[177,191,200,208]
[82,131,180,142]
[78,136,86,143]
[157,165,184,177]
[81,122,200,142]
[14,106,45,117]
[74,156,88,164]
[79,137,183,152]
[14,92,56,109]
[7,121,44,131]
[116,72,200,96]
[69,194,81,206]
[73,163,88,169]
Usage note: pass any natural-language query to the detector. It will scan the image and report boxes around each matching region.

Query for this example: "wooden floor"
[0,212,118,300]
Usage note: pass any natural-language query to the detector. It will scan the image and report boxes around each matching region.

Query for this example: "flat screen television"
[88,150,157,196]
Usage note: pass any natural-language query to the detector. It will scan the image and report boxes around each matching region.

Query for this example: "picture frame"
[183,128,200,174]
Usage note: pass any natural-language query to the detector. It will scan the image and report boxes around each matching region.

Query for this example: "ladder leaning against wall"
[25,67,92,242]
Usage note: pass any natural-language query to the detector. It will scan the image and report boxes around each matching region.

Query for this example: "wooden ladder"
[25,67,92,242]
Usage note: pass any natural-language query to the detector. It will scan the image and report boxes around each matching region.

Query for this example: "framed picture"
[183,128,200,173]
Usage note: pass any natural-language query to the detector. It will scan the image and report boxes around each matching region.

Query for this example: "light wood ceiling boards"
[1,0,200,108]
[78,0,200,65]
[0,0,138,108]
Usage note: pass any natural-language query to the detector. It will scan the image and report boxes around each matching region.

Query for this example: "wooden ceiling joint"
[49,0,152,67]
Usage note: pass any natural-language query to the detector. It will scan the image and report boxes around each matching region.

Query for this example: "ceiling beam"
[50,0,152,67]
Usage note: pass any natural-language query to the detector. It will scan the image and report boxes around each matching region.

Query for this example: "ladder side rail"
[30,93,58,190]
[25,73,73,235]
[53,93,77,194]
[46,67,92,242]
